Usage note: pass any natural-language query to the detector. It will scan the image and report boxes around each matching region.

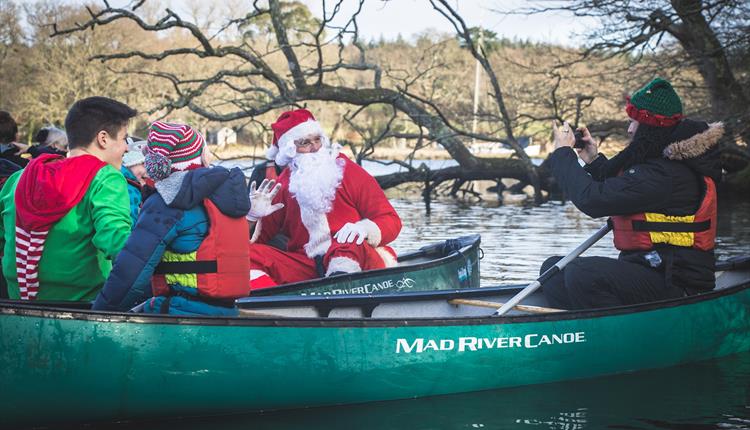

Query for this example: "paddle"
[493,223,612,316]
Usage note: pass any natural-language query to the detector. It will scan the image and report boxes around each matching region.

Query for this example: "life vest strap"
[265,164,278,181]
[632,220,711,233]
[154,260,218,275]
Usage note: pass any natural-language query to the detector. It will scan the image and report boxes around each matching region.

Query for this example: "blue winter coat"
[120,166,142,228]
[92,166,250,313]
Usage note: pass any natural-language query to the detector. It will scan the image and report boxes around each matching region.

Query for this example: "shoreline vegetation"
[208,139,631,162]
[207,141,609,203]
[209,139,750,201]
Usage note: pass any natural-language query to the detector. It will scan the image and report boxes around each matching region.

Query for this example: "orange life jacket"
[611,177,717,252]
[265,163,279,181]
[152,199,250,299]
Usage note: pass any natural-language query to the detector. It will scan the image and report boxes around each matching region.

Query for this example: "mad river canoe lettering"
[396,332,586,353]
[302,276,417,295]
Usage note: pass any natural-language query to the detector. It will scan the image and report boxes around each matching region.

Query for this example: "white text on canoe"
[395,332,586,353]
[302,276,416,295]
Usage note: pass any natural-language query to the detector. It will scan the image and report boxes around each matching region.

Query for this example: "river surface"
[107,188,749,430]
[389,194,750,286]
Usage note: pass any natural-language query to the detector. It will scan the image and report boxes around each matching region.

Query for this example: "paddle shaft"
[449,298,561,314]
[494,223,612,316]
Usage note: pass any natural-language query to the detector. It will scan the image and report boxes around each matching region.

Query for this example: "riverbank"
[208,136,631,162]
[209,143,457,161]
[212,140,750,203]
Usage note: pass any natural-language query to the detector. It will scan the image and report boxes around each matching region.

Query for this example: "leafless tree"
[517,0,750,167]
[51,0,551,202]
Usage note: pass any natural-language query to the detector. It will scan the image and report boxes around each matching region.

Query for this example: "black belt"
[154,260,218,274]
[632,220,710,233]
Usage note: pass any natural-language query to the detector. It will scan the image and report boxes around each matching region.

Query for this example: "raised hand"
[552,120,575,150]
[576,126,599,164]
[246,179,284,222]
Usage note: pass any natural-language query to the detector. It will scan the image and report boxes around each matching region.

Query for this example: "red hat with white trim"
[266,109,326,166]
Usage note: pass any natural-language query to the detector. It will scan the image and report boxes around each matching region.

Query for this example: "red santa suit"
[249,110,401,287]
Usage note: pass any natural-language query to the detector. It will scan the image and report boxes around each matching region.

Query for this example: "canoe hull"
[2,284,750,426]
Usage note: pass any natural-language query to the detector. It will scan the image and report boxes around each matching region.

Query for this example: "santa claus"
[247,109,402,287]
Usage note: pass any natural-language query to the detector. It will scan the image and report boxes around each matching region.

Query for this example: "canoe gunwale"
[250,234,482,296]
[2,277,749,328]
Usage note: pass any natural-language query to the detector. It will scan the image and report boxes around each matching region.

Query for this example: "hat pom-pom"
[144,148,172,181]
[266,145,279,161]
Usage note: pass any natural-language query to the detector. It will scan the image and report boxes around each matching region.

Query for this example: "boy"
[0,97,135,300]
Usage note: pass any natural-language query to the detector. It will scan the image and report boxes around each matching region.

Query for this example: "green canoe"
[253,234,481,296]
[0,256,748,427]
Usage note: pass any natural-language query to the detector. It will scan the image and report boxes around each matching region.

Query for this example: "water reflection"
[121,351,750,430]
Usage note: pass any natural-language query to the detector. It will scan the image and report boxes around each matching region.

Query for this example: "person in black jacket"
[543,77,723,309]
[0,111,29,167]
[28,126,68,158]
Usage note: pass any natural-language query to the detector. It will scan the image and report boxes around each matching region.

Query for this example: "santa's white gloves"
[334,222,368,245]
[334,219,384,246]
[247,179,284,222]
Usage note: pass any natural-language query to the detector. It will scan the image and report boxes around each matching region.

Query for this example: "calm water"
[124,353,750,430]
[389,194,750,286]
[103,193,750,430]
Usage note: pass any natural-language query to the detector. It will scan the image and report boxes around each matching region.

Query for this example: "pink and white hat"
[145,121,205,180]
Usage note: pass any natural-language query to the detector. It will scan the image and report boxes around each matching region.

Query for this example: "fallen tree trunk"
[374,157,556,192]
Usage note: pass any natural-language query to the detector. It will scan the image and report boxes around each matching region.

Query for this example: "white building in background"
[209,127,238,148]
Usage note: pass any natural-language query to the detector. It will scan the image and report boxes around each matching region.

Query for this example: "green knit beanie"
[626,77,684,127]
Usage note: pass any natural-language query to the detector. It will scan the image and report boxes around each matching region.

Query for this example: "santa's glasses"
[293,135,322,148]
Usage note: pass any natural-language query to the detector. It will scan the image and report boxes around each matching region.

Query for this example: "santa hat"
[266,109,327,166]
[145,121,205,180]
[625,77,684,128]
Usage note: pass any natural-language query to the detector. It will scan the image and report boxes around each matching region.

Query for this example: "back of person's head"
[64,97,137,150]
[0,111,18,144]
[144,121,206,180]
[123,138,147,168]
[35,126,68,149]
[626,77,684,128]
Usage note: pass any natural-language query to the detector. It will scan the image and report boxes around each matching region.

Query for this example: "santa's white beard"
[289,146,344,214]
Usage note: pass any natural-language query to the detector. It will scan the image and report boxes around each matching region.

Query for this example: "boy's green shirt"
[0,165,132,300]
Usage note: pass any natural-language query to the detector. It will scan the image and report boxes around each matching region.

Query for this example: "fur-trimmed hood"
[663,122,723,161]
[663,121,724,182]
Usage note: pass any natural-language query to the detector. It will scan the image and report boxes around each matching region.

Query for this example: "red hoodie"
[14,154,106,300]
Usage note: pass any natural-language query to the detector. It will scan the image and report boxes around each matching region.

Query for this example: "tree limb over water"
[50,0,552,201]
[47,0,749,200]
[510,0,750,168]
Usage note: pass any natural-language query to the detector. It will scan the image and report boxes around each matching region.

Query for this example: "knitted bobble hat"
[145,121,205,181]
[626,77,684,127]
[122,140,146,168]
